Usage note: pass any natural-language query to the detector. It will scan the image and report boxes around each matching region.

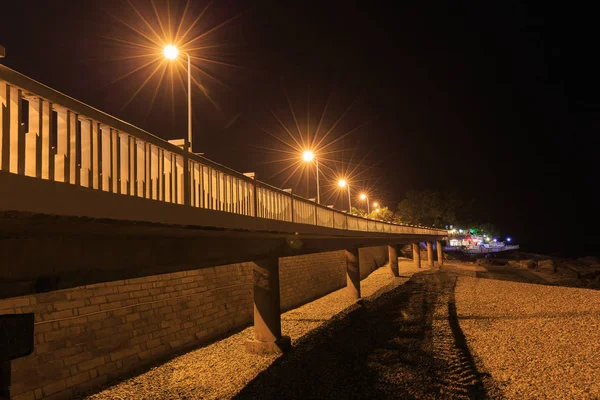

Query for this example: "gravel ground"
[455,275,600,399]
[235,270,489,399]
[83,263,430,400]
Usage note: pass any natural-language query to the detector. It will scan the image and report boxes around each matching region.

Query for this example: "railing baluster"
[79,118,91,187]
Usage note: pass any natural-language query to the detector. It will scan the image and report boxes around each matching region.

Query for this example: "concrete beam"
[0,210,443,299]
[388,244,399,277]
[412,242,421,268]
[427,241,434,267]
[0,171,446,242]
[245,256,290,354]
[345,247,361,299]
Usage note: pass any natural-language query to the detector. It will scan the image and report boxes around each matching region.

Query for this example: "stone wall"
[1,264,254,400]
[359,246,389,279]
[1,247,388,400]
[279,251,346,311]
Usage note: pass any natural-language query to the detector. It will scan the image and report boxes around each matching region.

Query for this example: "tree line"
[352,190,499,238]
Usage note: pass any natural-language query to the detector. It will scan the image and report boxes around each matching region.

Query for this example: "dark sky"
[1,1,597,257]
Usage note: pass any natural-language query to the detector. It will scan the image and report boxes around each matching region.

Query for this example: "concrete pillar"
[388,244,399,277]
[412,242,421,268]
[345,247,361,299]
[0,361,10,400]
[427,241,434,267]
[245,256,291,354]
[437,240,444,266]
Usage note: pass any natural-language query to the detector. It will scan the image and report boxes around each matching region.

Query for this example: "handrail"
[0,64,447,236]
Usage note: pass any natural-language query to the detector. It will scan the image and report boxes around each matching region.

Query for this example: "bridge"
[0,64,446,399]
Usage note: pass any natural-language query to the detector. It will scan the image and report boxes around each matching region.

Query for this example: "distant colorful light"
[507,237,512,242]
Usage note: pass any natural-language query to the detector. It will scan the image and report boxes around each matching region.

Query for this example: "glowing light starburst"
[254,84,381,209]
[163,45,179,60]
[97,0,247,116]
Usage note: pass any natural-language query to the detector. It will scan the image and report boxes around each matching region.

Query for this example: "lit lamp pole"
[164,45,193,206]
[302,150,320,204]
[359,193,370,214]
[338,179,352,213]
[164,45,192,152]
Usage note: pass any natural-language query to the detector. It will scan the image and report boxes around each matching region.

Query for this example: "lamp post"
[164,45,193,206]
[338,179,351,213]
[164,45,192,152]
[302,150,320,204]
[359,193,370,214]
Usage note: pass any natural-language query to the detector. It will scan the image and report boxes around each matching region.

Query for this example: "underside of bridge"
[0,171,445,299]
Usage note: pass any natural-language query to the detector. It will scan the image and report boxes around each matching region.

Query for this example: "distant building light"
[507,237,511,242]
[459,229,463,233]
[493,238,497,242]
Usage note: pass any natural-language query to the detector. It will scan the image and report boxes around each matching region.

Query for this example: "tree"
[366,206,394,222]
[396,190,464,227]
[468,222,499,239]
[350,206,367,217]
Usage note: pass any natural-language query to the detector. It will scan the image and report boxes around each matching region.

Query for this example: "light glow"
[373,202,379,208]
[360,193,367,200]
[338,179,347,188]
[302,150,315,162]
[163,45,179,60]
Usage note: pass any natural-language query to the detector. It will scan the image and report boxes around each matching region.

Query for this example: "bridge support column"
[436,240,444,266]
[345,247,361,299]
[388,245,399,277]
[245,257,291,354]
[412,242,421,268]
[426,241,434,267]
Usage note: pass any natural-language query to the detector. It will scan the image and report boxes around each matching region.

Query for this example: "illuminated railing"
[0,65,446,236]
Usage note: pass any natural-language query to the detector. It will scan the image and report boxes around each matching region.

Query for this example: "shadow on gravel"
[234,272,491,400]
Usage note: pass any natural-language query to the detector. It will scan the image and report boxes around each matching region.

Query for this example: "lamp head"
[164,45,179,60]
[359,193,366,200]
[302,150,314,162]
[338,179,347,188]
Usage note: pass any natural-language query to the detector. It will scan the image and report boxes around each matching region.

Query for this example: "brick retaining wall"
[1,247,388,400]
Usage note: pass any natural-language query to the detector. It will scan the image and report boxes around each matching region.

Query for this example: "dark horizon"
[1,0,597,258]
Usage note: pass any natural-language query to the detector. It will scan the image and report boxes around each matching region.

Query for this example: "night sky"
[1,1,597,257]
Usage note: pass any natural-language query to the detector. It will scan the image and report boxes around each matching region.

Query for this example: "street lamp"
[338,179,352,213]
[164,45,192,152]
[302,150,320,204]
[359,193,370,214]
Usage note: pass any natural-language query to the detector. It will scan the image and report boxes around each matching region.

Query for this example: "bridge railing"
[0,65,446,236]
